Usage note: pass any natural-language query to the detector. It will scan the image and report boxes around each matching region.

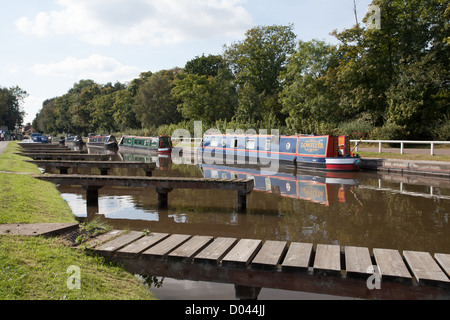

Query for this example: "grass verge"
[0,142,156,300]
[358,151,450,162]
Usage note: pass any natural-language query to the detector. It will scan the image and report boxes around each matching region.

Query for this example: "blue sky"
[0,0,373,124]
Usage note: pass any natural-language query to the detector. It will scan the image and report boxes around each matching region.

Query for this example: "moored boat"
[87,135,118,149]
[200,134,361,171]
[118,135,172,154]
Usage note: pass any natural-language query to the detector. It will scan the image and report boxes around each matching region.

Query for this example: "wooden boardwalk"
[35,174,254,211]
[27,160,156,176]
[85,230,450,300]
[22,153,111,161]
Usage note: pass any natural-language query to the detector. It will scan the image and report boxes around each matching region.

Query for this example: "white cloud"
[31,54,142,83]
[15,0,253,46]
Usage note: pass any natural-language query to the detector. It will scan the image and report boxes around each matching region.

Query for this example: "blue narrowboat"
[200,134,360,171]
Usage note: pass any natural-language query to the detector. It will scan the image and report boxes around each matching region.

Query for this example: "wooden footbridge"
[20,153,111,161]
[35,174,254,212]
[27,160,156,176]
[82,229,450,300]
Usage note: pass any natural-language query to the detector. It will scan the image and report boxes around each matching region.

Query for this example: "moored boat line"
[201,134,361,172]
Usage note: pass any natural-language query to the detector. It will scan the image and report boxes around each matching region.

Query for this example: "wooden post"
[58,167,69,174]
[156,188,173,209]
[234,285,261,300]
[83,186,102,218]
[237,191,248,213]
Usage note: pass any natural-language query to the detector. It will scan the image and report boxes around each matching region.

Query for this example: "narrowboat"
[118,135,172,154]
[200,134,361,171]
[87,135,118,149]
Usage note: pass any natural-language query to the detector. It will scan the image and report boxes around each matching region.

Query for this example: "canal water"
[53,145,450,300]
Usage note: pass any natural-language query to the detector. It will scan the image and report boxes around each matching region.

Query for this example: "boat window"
[233,139,238,148]
[211,137,219,147]
[246,139,255,149]
[265,139,271,150]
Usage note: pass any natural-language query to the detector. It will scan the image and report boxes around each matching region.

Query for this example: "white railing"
[350,140,450,156]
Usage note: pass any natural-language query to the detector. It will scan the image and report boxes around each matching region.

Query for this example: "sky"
[0,0,373,125]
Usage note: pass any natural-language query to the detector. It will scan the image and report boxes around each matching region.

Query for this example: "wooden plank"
[222,239,262,268]
[345,246,373,278]
[313,244,341,275]
[94,231,144,256]
[116,233,169,257]
[251,241,287,271]
[281,242,313,273]
[168,236,214,262]
[435,253,450,278]
[84,230,124,249]
[403,251,450,285]
[194,237,238,265]
[373,248,412,282]
[141,234,191,259]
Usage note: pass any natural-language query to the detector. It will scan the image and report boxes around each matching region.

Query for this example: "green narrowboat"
[119,135,172,153]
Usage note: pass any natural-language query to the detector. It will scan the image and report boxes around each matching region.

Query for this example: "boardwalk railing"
[351,140,450,155]
[85,230,450,300]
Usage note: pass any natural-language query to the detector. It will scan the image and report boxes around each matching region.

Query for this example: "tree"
[134,69,183,128]
[172,55,237,125]
[223,24,296,124]
[280,40,340,134]
[0,86,27,130]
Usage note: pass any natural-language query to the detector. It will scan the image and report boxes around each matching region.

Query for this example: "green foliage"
[134,69,183,128]
[336,120,374,140]
[369,122,407,140]
[0,86,27,129]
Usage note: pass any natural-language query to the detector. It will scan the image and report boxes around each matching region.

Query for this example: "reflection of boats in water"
[119,152,172,171]
[199,163,359,206]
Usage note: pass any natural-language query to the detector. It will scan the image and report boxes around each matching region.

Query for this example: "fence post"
[431,143,434,156]
[400,142,404,155]
[378,142,382,154]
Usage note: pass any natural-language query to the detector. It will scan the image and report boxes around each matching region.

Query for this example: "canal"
[52,145,450,299]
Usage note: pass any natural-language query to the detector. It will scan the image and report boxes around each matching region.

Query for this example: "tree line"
[0,86,27,131]
[33,0,449,140]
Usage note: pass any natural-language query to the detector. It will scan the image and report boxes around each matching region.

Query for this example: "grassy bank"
[358,151,450,162]
[0,142,156,300]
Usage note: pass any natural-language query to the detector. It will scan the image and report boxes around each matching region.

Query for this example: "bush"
[336,119,373,139]
[370,123,408,140]
[433,118,450,141]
